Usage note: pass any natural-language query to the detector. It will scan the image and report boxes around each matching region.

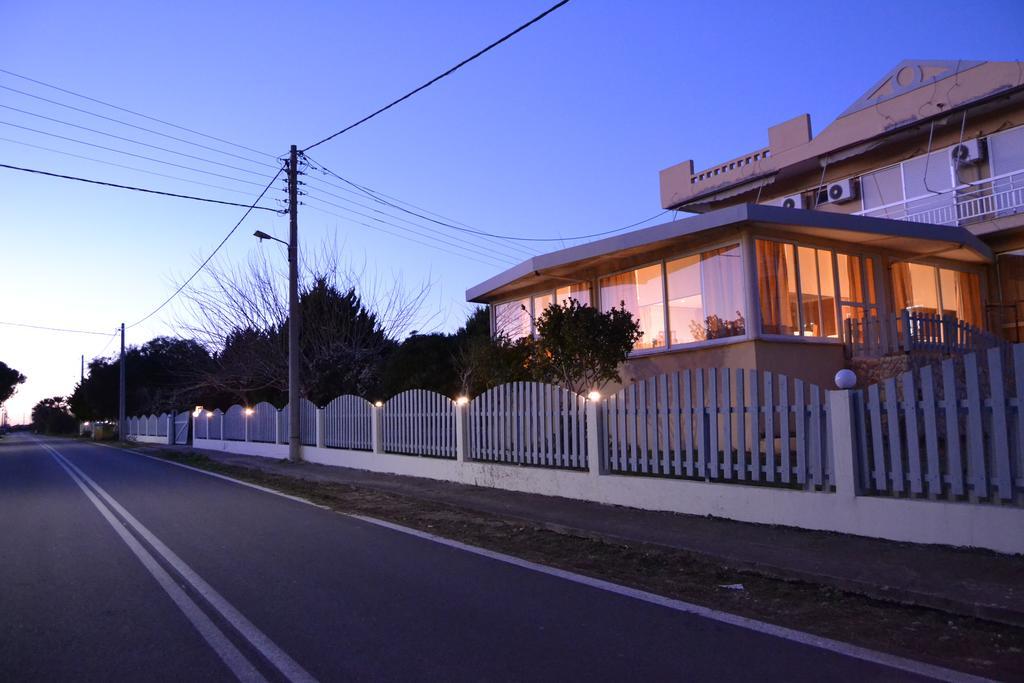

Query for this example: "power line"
[303,0,572,151]
[0,162,281,212]
[0,120,271,187]
[301,181,538,260]
[303,194,518,267]
[0,136,265,198]
[0,68,278,160]
[126,166,285,329]
[305,154,671,242]
[0,320,111,336]
[0,84,279,171]
[0,103,270,178]
[304,203,512,270]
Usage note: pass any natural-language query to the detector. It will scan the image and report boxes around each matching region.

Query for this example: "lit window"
[600,265,665,350]
[666,244,745,345]
[892,263,983,327]
[494,298,531,340]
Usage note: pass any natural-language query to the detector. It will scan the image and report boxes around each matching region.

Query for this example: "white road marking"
[40,440,318,683]
[86,438,990,682]
[42,443,268,683]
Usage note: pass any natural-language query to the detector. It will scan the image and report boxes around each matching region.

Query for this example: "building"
[466,60,1024,388]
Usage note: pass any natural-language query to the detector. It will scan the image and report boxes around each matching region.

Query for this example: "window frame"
[490,282,593,339]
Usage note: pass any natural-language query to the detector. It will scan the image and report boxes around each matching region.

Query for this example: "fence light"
[206,411,214,418]
[193,406,203,417]
[83,421,90,426]
[455,396,469,406]
[244,407,255,416]
[374,401,383,408]
[587,390,602,401]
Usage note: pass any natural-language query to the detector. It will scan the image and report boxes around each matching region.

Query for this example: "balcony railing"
[844,310,1007,360]
[856,169,1024,227]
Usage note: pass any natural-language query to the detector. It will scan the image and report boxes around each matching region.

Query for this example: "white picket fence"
[856,347,1024,506]
[468,382,587,469]
[248,402,278,443]
[603,370,832,490]
[278,399,317,446]
[383,390,456,459]
[324,395,373,451]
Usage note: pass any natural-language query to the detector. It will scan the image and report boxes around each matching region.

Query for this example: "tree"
[530,299,642,395]
[0,360,26,405]
[32,396,78,434]
[454,307,532,397]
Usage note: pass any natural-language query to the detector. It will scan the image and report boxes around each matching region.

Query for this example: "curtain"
[756,240,793,334]
[891,262,913,311]
[701,244,746,338]
[957,271,983,328]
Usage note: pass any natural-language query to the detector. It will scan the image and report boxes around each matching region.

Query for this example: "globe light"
[374,401,383,408]
[455,396,469,406]
[587,390,602,401]
[834,369,857,390]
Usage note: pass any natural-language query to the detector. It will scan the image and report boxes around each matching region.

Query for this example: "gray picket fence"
[223,405,245,441]
[324,395,373,451]
[856,346,1024,506]
[603,369,832,490]
[467,382,587,469]
[382,390,456,458]
[248,402,279,443]
[278,399,317,446]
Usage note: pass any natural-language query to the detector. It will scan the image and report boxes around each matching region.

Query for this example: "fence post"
[166,414,174,446]
[900,309,912,353]
[244,410,250,442]
[315,407,326,449]
[827,389,861,498]
[371,404,383,454]
[455,400,470,463]
[586,396,605,477]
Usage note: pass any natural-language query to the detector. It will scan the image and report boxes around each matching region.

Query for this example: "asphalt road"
[0,434,949,682]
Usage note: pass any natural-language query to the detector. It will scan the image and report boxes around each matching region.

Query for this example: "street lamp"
[254,227,301,463]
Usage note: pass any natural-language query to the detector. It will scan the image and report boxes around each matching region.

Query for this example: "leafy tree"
[32,396,78,434]
[454,308,532,397]
[378,332,461,399]
[530,299,642,395]
[0,360,26,405]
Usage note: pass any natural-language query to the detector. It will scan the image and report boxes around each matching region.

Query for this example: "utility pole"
[287,145,301,462]
[118,323,126,439]
[80,354,84,383]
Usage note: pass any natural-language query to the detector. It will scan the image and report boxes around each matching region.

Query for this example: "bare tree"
[174,237,435,404]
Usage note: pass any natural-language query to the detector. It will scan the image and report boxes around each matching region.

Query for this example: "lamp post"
[254,222,301,462]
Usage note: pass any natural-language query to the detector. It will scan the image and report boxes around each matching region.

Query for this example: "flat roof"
[466,204,993,303]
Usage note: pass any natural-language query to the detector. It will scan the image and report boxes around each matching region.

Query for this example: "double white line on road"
[38,440,317,683]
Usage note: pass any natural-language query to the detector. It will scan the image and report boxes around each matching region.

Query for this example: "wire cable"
[303,0,571,151]
[306,154,670,242]
[0,84,279,171]
[0,136,265,198]
[0,162,281,212]
[0,68,279,160]
[126,167,285,329]
[0,120,270,187]
[0,320,111,336]
[0,103,270,177]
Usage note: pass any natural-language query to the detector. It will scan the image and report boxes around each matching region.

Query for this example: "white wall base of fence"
[127,434,172,446]
[190,436,1024,555]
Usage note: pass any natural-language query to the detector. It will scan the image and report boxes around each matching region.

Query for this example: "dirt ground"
[148,447,1023,681]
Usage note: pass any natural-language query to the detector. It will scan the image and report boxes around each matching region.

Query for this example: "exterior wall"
[615,339,844,391]
[190,428,1024,555]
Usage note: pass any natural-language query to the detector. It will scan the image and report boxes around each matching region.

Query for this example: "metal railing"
[845,310,1007,359]
[857,169,1024,227]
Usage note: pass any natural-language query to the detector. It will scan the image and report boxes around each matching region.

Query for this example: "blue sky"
[1,0,1022,422]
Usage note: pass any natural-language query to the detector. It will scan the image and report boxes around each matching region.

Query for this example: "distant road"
[0,434,943,681]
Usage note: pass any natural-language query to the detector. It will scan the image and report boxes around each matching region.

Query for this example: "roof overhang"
[466,204,993,303]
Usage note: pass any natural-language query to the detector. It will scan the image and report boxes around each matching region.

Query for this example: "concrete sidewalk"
[150,444,1024,627]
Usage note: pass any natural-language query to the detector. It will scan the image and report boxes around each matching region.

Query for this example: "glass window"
[666,254,703,345]
[601,264,665,350]
[903,150,953,198]
[816,248,837,338]
[700,244,746,341]
[990,125,1024,177]
[494,298,531,340]
[756,240,798,335]
[861,165,903,210]
[892,263,983,328]
[555,283,591,307]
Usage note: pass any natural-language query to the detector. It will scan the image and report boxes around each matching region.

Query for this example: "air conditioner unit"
[823,178,858,204]
[950,138,985,165]
[775,193,804,210]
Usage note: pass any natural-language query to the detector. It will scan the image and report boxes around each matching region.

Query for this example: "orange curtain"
[957,271,983,328]
[891,262,913,311]
[756,241,791,334]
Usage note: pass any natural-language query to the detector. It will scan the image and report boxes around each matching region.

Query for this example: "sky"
[1,0,1022,423]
